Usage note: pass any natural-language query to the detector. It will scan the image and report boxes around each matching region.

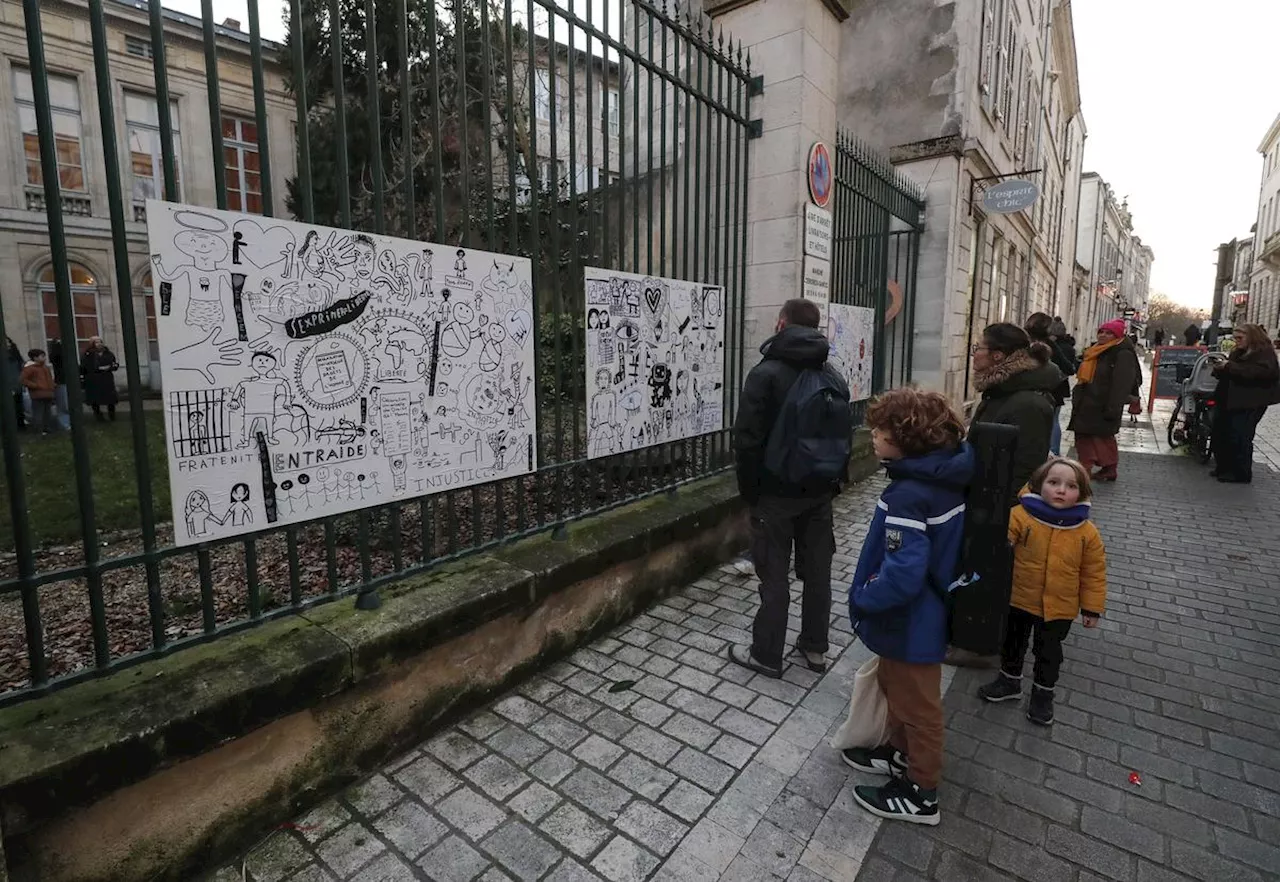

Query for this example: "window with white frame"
[979,0,997,105]
[14,68,85,191]
[38,262,99,353]
[604,87,619,138]
[125,92,181,203]
[221,115,262,214]
[535,69,552,120]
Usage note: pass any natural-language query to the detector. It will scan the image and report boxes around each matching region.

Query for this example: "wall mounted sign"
[982,178,1040,214]
[808,142,833,209]
[802,256,830,327]
[803,203,832,261]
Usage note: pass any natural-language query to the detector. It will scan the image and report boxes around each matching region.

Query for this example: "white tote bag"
[830,656,891,750]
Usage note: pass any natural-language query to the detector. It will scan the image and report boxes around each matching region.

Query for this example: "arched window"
[38,262,99,353]
[141,271,159,361]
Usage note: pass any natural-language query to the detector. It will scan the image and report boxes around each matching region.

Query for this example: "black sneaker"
[852,775,939,825]
[1028,684,1055,725]
[791,646,827,673]
[841,743,908,777]
[979,670,1023,703]
[726,644,782,679]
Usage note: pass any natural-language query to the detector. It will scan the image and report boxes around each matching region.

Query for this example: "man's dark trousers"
[749,494,834,669]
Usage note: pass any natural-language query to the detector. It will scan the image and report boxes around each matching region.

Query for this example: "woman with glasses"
[1210,324,1280,484]
[970,323,1063,504]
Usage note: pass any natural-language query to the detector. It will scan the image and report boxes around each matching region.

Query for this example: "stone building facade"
[1247,113,1280,331]
[831,0,1087,404]
[0,0,298,390]
[1072,172,1153,342]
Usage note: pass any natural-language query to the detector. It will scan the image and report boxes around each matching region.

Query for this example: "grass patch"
[0,410,172,549]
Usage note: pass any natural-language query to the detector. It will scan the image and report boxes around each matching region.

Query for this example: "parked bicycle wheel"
[1167,397,1185,449]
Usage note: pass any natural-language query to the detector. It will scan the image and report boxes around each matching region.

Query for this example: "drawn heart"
[644,286,663,315]
[233,219,296,271]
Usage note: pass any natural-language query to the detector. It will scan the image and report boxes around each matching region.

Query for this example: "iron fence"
[830,131,925,424]
[0,0,751,704]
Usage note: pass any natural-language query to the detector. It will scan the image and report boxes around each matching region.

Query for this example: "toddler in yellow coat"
[979,457,1107,725]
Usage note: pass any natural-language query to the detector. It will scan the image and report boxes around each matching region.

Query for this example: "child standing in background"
[20,349,56,436]
[979,457,1107,725]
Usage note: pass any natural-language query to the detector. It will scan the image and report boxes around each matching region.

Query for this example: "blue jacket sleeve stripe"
[884,515,927,531]
[926,503,966,525]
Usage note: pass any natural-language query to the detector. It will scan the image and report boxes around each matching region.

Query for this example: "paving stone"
[549,690,601,722]
[572,734,626,771]
[460,712,508,741]
[354,852,417,881]
[559,767,632,819]
[486,726,551,767]
[621,723,683,764]
[668,745,736,793]
[436,788,508,842]
[988,831,1079,882]
[464,754,531,801]
[372,800,449,860]
[763,791,827,842]
[677,817,746,875]
[506,781,561,823]
[710,732,758,769]
[722,853,787,880]
[609,752,679,800]
[750,694,795,724]
[662,711,720,749]
[632,675,679,702]
[529,713,590,749]
[718,707,776,745]
[416,834,490,882]
[528,749,578,787]
[479,820,561,881]
[344,775,404,818]
[660,779,716,823]
[712,681,759,708]
[666,687,730,723]
[756,734,811,777]
[1080,806,1166,862]
[1167,840,1264,882]
[539,802,612,859]
[426,731,489,772]
[280,866,337,882]
[585,707,636,740]
[1045,825,1136,881]
[317,824,387,878]
[244,831,312,882]
[591,835,661,882]
[961,791,1047,845]
[615,800,690,856]
[564,669,608,696]
[544,859,605,882]
[738,820,805,878]
[294,800,352,845]
[1212,828,1280,875]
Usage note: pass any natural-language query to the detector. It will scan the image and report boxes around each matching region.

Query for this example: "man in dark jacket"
[1184,323,1202,347]
[729,299,848,678]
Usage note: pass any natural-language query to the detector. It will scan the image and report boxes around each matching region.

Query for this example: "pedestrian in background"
[1183,323,1202,347]
[1153,328,1166,347]
[1026,313,1075,457]
[1211,323,1280,484]
[979,457,1106,725]
[969,323,1062,503]
[80,336,119,422]
[1069,320,1139,482]
[20,348,57,436]
[47,338,70,429]
[844,387,972,826]
[729,298,851,679]
[5,337,25,430]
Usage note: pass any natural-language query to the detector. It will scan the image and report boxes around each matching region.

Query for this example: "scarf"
[973,348,1037,393]
[1076,337,1121,384]
[1020,493,1091,529]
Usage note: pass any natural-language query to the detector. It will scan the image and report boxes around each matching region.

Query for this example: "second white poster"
[583,267,725,459]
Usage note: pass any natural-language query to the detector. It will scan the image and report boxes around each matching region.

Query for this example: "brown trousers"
[877,657,944,791]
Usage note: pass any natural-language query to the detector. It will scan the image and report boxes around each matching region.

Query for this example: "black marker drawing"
[583,267,725,460]
[146,200,537,546]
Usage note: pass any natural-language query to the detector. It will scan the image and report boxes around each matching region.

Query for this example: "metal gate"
[829,132,925,422]
[0,0,751,704]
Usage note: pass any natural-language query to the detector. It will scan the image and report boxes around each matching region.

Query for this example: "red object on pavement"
[1128,772,1142,786]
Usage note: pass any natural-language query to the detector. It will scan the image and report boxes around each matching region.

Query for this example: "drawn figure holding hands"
[224,483,254,527]
[185,490,224,538]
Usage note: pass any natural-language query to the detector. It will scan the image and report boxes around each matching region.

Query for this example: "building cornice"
[1259,113,1280,154]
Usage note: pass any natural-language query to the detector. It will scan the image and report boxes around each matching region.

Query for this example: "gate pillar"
[707,0,849,354]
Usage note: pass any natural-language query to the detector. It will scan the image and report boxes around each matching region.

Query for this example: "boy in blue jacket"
[845,388,973,825]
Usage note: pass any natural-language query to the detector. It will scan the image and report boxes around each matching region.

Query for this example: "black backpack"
[763,366,853,485]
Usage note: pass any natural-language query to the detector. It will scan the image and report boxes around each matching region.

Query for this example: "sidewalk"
[208,418,1280,882]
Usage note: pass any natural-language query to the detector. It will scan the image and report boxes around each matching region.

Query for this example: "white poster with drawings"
[583,267,725,459]
[827,303,875,402]
[146,200,537,546]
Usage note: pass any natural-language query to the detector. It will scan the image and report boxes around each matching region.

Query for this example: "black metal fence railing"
[0,0,751,705]
[830,131,926,425]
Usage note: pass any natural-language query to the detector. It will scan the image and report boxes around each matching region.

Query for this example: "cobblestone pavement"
[209,417,1280,882]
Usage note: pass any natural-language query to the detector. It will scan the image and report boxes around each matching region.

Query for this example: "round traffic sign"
[808,142,833,209]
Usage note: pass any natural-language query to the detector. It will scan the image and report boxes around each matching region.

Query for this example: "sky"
[1072,0,1280,308]
[179,0,1279,309]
